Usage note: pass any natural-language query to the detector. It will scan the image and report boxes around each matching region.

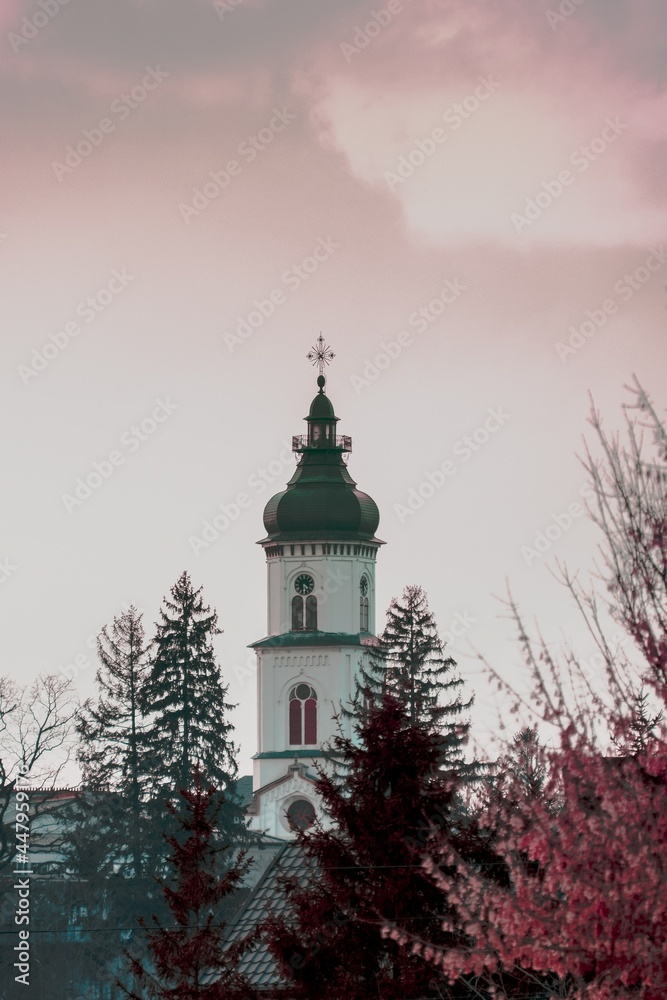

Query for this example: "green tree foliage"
[141,572,249,844]
[351,586,472,761]
[77,604,151,878]
[265,695,491,999]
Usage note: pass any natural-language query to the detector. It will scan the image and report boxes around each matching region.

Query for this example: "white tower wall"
[247,361,383,839]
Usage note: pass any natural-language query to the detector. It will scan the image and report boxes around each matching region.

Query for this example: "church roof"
[233,774,254,807]
[260,374,381,544]
[250,630,379,649]
[225,842,314,991]
[253,750,330,760]
[308,390,336,420]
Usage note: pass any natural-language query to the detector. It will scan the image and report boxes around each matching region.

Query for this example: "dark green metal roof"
[250,630,375,649]
[261,387,381,543]
[232,774,254,807]
[262,482,380,541]
[307,391,336,420]
[252,750,331,759]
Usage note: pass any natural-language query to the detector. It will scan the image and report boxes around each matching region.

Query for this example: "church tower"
[247,338,384,838]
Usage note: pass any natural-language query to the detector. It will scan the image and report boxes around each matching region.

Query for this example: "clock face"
[294,573,315,595]
[360,574,369,596]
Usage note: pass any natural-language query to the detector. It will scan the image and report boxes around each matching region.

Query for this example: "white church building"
[246,338,384,839]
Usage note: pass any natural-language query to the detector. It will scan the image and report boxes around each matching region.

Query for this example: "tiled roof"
[233,774,254,807]
[225,842,314,991]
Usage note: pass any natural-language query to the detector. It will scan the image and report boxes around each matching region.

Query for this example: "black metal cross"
[307,334,335,376]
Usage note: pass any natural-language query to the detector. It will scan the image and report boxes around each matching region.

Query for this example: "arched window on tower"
[291,595,303,631]
[305,595,318,631]
[289,684,318,745]
[360,574,370,632]
[292,574,317,631]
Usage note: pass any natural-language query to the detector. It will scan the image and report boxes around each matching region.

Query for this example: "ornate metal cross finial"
[306,334,335,377]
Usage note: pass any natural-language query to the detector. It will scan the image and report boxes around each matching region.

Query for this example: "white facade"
[265,545,377,637]
[247,366,384,839]
[249,542,380,838]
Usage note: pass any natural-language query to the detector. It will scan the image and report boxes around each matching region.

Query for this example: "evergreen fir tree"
[120,770,258,1000]
[53,608,162,988]
[351,585,471,753]
[264,695,489,999]
[141,572,247,842]
[77,604,151,878]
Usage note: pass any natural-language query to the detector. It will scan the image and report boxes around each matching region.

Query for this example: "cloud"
[2,0,666,250]
[305,0,667,248]
[311,77,667,247]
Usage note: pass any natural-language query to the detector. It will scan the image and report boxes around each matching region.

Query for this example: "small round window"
[287,798,316,831]
[290,684,317,702]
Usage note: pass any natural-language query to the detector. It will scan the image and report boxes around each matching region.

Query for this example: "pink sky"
[2,0,666,776]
